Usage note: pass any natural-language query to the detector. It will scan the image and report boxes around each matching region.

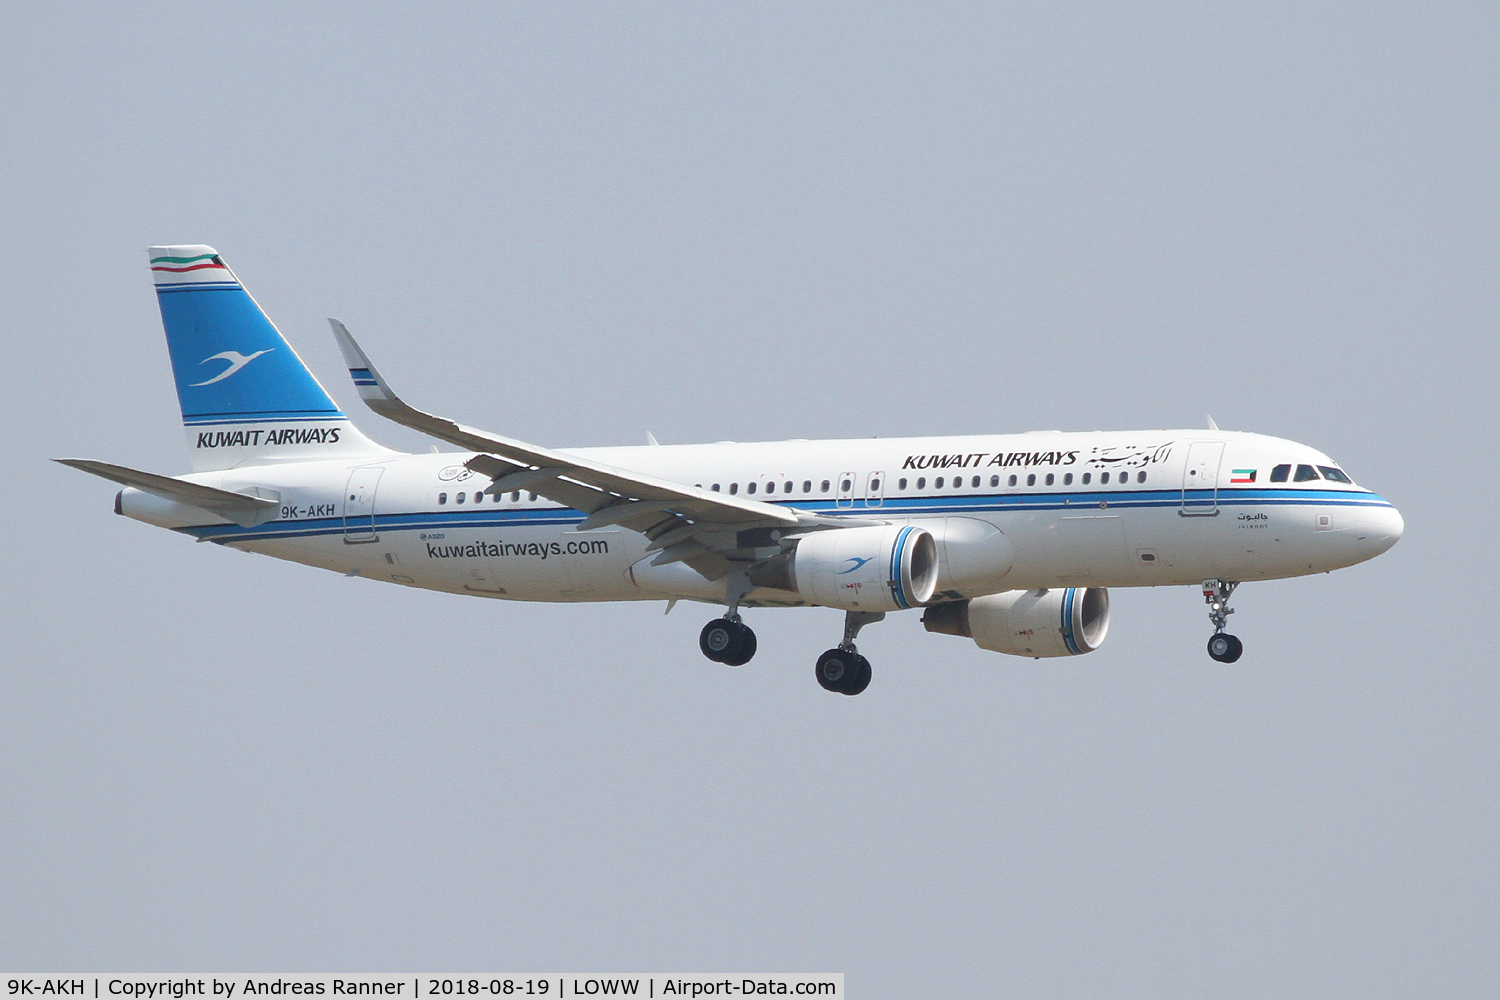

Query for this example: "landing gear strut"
[1202,579,1244,663]
[815,611,882,695]
[700,569,757,667]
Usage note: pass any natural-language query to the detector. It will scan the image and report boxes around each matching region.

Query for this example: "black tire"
[700,619,734,662]
[815,648,853,692]
[1207,633,1244,663]
[720,623,757,666]
[843,656,872,696]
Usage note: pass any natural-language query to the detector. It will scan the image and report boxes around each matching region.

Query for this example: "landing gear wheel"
[700,620,733,662]
[1207,633,1243,663]
[720,625,757,667]
[815,648,851,691]
[700,619,756,665]
[815,648,871,695]
[846,656,872,695]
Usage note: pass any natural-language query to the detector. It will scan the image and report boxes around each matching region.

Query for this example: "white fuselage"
[118,429,1404,607]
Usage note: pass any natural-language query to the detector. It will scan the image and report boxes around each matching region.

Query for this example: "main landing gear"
[815,611,883,696]
[699,570,757,667]
[696,571,882,694]
[699,616,757,666]
[1202,579,1244,663]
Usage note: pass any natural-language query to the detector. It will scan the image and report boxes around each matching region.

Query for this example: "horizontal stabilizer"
[56,459,279,527]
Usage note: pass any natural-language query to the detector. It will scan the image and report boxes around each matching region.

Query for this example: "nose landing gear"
[815,611,883,695]
[1202,579,1243,663]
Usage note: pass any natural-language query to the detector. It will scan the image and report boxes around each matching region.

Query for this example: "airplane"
[59,246,1405,695]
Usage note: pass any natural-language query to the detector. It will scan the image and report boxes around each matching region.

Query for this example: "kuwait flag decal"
[1230,469,1256,483]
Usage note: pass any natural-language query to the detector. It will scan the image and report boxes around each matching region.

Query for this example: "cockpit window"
[1270,464,1291,483]
[1294,464,1321,482]
[1319,466,1352,484]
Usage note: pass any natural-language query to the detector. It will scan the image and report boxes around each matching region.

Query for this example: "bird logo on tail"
[191,349,274,386]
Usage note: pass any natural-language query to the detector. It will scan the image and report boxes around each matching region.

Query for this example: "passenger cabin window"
[1008,475,1017,487]
[869,478,881,492]
[730,483,739,494]
[1082,473,1091,485]
[1270,464,1291,483]
[1101,472,1110,484]
[1319,466,1353,484]
[456,492,465,504]
[1063,473,1073,485]
[1027,474,1036,486]
[711,484,720,492]
[820,480,830,493]
[1294,464,1321,482]
[747,482,757,494]
[917,477,926,489]
[898,478,908,490]
[841,478,852,492]
[512,491,520,501]
[1137,471,1146,484]
[784,481,793,493]
[1045,473,1054,486]
[971,475,980,488]
[438,492,447,505]
[802,481,812,493]
[990,475,1000,487]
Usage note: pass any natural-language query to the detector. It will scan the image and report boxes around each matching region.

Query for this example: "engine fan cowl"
[922,587,1110,657]
[749,524,939,612]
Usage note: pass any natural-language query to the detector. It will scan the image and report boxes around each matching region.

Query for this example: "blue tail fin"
[150,245,390,470]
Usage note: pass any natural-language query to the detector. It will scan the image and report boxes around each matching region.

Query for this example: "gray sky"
[3,3,1497,995]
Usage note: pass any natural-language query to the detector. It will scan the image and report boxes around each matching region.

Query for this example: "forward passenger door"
[1180,442,1224,515]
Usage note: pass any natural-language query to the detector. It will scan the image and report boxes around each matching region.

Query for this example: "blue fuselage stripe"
[180,487,1394,544]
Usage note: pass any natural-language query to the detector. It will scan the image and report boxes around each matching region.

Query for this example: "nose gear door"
[1180,442,1224,516]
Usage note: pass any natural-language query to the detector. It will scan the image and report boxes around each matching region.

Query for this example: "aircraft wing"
[330,320,865,579]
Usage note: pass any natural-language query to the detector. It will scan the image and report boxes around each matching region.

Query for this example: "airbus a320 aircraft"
[60,246,1404,695]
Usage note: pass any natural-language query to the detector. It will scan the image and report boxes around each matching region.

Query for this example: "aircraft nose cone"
[1360,502,1404,556]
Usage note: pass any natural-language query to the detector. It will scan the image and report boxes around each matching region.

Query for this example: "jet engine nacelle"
[922,587,1110,657]
[749,524,939,612]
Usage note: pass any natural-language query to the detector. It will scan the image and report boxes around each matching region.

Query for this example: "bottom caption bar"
[3,977,843,1000]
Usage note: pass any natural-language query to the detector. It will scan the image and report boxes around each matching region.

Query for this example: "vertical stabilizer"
[150,246,392,470]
